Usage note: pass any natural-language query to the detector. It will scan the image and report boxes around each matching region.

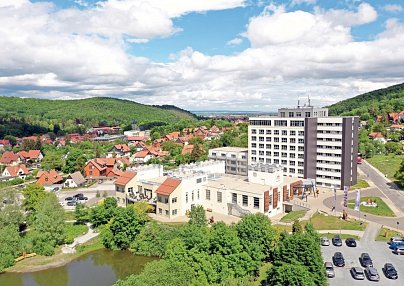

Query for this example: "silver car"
[324,262,335,278]
[365,266,380,281]
[321,237,330,246]
[393,247,404,255]
[351,267,365,280]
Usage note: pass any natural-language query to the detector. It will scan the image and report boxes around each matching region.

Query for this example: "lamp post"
[397,221,400,234]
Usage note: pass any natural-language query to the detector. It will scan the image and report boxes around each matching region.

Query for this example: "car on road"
[333,252,345,267]
[52,187,60,192]
[383,263,398,280]
[332,235,342,246]
[321,237,330,246]
[65,197,74,201]
[365,266,380,281]
[345,237,357,247]
[392,246,404,255]
[359,253,373,267]
[350,267,365,280]
[324,262,335,278]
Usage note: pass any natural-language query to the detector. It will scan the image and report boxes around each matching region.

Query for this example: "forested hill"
[0,97,196,137]
[328,83,404,118]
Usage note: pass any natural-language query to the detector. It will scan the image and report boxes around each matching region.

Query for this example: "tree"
[23,184,46,220]
[63,150,87,173]
[292,219,303,234]
[395,159,404,187]
[34,136,42,151]
[42,152,64,171]
[0,225,21,272]
[385,142,402,155]
[90,197,118,227]
[190,143,206,162]
[75,203,89,223]
[4,135,17,146]
[264,262,316,286]
[32,193,66,255]
[188,205,207,227]
[21,139,36,151]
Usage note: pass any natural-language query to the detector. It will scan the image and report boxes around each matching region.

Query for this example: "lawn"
[302,212,367,231]
[349,180,370,191]
[375,227,404,242]
[367,154,404,184]
[280,210,307,223]
[65,223,88,244]
[320,233,360,240]
[347,197,395,217]
[64,211,76,221]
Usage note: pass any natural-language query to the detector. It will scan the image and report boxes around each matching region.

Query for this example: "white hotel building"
[248,105,359,189]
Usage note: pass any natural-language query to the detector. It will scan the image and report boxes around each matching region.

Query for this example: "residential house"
[115,171,137,206]
[155,178,183,219]
[369,132,387,144]
[108,144,131,158]
[83,158,116,178]
[0,151,20,166]
[0,139,11,151]
[210,125,220,134]
[165,132,181,141]
[64,171,86,188]
[132,146,168,163]
[127,136,146,146]
[389,112,399,124]
[36,170,63,186]
[17,150,43,165]
[181,144,194,155]
[1,164,30,180]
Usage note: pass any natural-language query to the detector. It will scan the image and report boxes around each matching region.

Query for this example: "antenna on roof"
[297,98,300,108]
[308,95,311,107]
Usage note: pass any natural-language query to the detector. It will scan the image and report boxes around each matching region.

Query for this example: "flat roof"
[209,147,248,153]
[205,175,270,195]
[139,176,167,186]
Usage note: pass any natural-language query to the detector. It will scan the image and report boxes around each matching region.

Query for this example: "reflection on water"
[0,249,155,286]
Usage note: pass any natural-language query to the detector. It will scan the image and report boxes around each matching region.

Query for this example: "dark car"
[345,238,357,247]
[333,252,345,267]
[73,193,84,199]
[65,196,74,201]
[359,253,373,267]
[332,235,342,246]
[78,196,88,201]
[350,267,365,280]
[383,263,398,280]
[365,266,380,282]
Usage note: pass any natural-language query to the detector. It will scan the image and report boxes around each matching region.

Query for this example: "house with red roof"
[108,144,131,158]
[36,170,63,186]
[0,139,11,151]
[114,171,137,206]
[165,132,181,141]
[155,178,182,218]
[83,158,117,178]
[2,164,30,180]
[369,132,387,144]
[132,146,169,163]
[0,151,20,166]
[17,150,43,165]
[181,144,194,155]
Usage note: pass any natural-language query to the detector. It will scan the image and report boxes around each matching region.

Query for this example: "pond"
[0,249,156,286]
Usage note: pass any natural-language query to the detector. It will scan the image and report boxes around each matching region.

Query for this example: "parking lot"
[322,236,403,285]
[56,181,116,210]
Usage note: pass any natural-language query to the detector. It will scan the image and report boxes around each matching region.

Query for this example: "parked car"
[359,253,373,267]
[321,237,330,246]
[345,238,357,247]
[78,196,88,201]
[52,186,60,192]
[393,246,404,255]
[332,235,342,246]
[65,196,74,201]
[350,267,365,280]
[389,241,404,249]
[389,236,403,244]
[333,252,345,267]
[365,266,380,281]
[67,201,77,206]
[73,193,84,199]
[324,262,335,278]
[383,263,398,280]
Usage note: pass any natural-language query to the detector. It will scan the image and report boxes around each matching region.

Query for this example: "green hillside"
[0,97,196,137]
[328,83,404,118]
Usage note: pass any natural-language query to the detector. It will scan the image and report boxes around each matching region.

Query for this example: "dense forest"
[328,83,404,119]
[0,97,196,138]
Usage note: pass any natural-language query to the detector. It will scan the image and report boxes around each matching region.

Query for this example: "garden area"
[367,154,404,183]
[349,180,370,191]
[348,197,395,217]
[375,227,403,242]
[280,210,307,223]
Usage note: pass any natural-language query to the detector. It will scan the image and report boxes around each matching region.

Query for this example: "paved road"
[360,161,404,213]
[323,188,404,231]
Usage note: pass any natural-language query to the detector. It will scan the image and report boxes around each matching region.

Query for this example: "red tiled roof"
[369,132,384,138]
[181,144,194,155]
[28,150,41,159]
[0,140,10,146]
[0,151,19,164]
[155,178,181,196]
[38,170,63,185]
[127,136,145,141]
[115,171,137,185]
[134,150,150,158]
[4,164,30,177]
[117,157,130,165]
[114,144,130,152]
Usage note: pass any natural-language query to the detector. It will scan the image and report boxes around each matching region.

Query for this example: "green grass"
[64,211,76,221]
[367,154,404,184]
[65,223,88,244]
[273,224,292,233]
[350,180,370,191]
[280,210,307,223]
[302,212,367,231]
[348,197,395,217]
[375,227,403,241]
[76,235,103,253]
[320,233,360,240]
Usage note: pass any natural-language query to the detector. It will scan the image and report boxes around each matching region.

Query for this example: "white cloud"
[227,37,243,46]
[291,0,316,6]
[384,4,403,12]
[320,2,377,26]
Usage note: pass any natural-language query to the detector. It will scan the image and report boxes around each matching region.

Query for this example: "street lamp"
[397,222,400,234]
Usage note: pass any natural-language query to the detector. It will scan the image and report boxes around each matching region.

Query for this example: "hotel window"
[305,112,311,117]
[290,130,296,136]
[290,161,295,166]
[282,138,287,143]
[281,152,287,158]
[206,189,211,200]
[186,193,188,203]
[259,129,265,134]
[274,145,279,150]
[298,131,304,136]
[259,151,264,156]
[217,191,222,203]
[298,146,304,151]
[197,191,200,200]
[259,137,264,142]
[290,153,295,158]
[281,160,287,165]
[266,158,271,163]
[251,143,256,148]
[252,150,256,155]
[274,137,279,142]
[290,138,296,143]
[274,159,279,164]
[298,154,304,159]
[192,191,194,201]
[282,130,287,136]
[281,145,287,150]
[289,112,294,117]
[252,136,257,141]
[290,146,296,151]
[298,161,304,167]
[172,209,177,215]
[196,178,202,183]
[298,169,304,174]
[253,197,260,209]
[266,151,271,156]
[269,195,272,205]
[298,139,304,144]
[232,193,237,204]
[172,197,177,203]
[291,121,304,127]
[296,112,301,117]
[274,152,279,157]
[252,129,257,134]
[165,210,169,216]
[266,137,271,142]
[259,158,264,162]
[266,144,271,148]
[266,130,272,135]
[274,130,279,135]
[289,168,295,173]
[158,208,162,214]
[252,157,256,162]
[259,144,264,148]
[242,195,248,206]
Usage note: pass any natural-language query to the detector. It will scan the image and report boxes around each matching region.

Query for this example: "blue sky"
[0,0,403,110]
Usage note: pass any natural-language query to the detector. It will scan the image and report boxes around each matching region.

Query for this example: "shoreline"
[4,236,104,274]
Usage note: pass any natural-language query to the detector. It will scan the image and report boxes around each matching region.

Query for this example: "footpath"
[62,223,99,254]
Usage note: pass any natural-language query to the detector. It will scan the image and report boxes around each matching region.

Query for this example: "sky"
[0,0,403,111]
